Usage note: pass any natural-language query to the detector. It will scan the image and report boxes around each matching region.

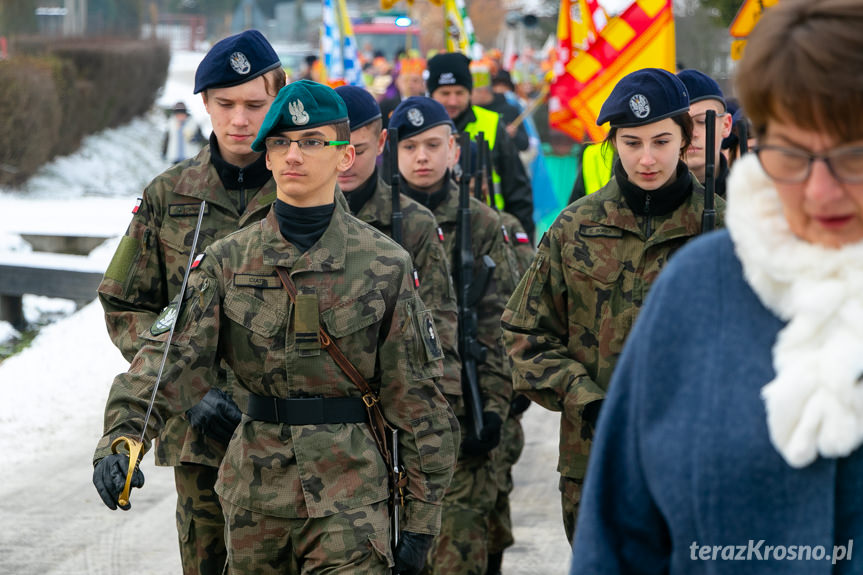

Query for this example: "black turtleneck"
[209,132,271,199]
[402,171,451,212]
[274,199,334,254]
[615,159,692,217]
[343,168,378,215]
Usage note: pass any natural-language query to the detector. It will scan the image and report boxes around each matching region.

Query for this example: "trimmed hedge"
[0,37,169,186]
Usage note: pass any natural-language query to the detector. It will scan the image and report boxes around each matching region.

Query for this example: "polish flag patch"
[191,253,206,269]
[515,232,530,244]
[412,269,420,288]
[436,226,445,242]
[132,198,143,214]
[501,226,511,243]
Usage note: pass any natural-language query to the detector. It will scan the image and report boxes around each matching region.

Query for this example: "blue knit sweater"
[570,229,863,574]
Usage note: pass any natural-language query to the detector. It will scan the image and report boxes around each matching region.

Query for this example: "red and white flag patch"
[436,226,445,242]
[412,269,420,288]
[191,253,206,269]
[132,198,143,214]
[515,232,530,244]
[501,225,511,243]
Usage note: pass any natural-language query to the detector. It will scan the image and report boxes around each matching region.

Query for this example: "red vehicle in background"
[352,14,420,61]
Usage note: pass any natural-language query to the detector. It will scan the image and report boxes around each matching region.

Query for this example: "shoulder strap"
[275,267,394,461]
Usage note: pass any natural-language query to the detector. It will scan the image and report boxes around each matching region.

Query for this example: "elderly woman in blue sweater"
[570,1,863,573]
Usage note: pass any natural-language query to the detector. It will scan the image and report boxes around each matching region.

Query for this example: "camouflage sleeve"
[97,184,168,362]
[410,216,462,409]
[93,258,221,463]
[378,269,459,536]
[501,230,605,418]
[475,214,521,422]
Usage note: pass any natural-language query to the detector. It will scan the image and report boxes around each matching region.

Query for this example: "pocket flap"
[321,289,385,338]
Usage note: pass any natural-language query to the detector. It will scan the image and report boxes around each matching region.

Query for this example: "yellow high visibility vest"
[464,106,505,210]
[582,142,615,195]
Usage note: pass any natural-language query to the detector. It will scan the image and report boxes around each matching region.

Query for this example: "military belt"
[246,394,368,425]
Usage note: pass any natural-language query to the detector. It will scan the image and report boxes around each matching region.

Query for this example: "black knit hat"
[426,52,473,95]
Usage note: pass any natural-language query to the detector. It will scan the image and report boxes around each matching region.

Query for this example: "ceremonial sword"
[111,201,207,507]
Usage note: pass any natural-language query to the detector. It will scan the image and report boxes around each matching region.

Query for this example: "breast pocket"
[562,236,629,365]
[320,289,386,379]
[223,286,288,382]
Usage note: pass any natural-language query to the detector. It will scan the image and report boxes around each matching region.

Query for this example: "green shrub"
[0,37,169,186]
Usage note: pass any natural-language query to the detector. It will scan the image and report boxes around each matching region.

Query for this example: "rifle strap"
[275,267,397,481]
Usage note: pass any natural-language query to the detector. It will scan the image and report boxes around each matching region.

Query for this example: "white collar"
[727,154,863,467]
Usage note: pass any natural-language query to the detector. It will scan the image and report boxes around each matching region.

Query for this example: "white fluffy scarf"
[726,154,863,468]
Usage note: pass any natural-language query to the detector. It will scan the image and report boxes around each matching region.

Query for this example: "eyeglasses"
[264,137,349,154]
[754,144,863,184]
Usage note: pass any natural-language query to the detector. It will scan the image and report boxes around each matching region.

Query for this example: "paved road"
[0,402,570,574]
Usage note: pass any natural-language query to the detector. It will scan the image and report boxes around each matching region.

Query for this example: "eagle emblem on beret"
[407,108,425,127]
[288,100,310,125]
[229,52,251,75]
[629,94,650,119]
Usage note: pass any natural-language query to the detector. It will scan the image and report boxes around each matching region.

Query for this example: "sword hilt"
[110,436,144,508]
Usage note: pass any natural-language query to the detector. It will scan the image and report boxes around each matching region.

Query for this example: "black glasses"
[264,137,349,154]
[754,144,863,184]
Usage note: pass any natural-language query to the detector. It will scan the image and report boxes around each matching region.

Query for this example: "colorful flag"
[321,0,363,86]
[444,0,481,60]
[549,0,676,143]
[729,0,779,60]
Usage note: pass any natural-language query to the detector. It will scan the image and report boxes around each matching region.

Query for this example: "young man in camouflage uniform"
[448,137,534,574]
[388,96,519,575]
[94,30,285,575]
[501,68,725,543]
[93,80,458,574]
[334,85,462,409]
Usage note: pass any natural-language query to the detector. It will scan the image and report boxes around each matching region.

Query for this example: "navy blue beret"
[334,85,382,131]
[597,68,689,128]
[389,96,455,140]
[677,68,726,110]
[426,52,473,95]
[194,30,281,94]
[251,80,348,152]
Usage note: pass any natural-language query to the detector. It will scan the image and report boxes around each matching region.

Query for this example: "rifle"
[455,132,492,441]
[737,117,749,155]
[701,109,716,233]
[388,130,403,247]
[483,138,497,211]
[473,132,487,203]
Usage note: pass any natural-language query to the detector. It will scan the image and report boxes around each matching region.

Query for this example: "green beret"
[252,80,349,152]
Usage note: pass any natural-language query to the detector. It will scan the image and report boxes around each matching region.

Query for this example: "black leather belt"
[246,394,367,425]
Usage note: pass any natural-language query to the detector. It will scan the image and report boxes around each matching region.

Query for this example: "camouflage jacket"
[501,176,725,480]
[340,178,461,405]
[94,203,458,533]
[498,209,536,277]
[430,179,520,423]
[97,145,276,468]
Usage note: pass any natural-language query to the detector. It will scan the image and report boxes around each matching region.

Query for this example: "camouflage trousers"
[221,498,393,574]
[488,414,525,556]
[174,464,228,575]
[422,453,498,575]
[560,475,583,544]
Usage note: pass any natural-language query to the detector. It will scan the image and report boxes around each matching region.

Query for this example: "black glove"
[394,531,434,575]
[461,411,503,456]
[186,388,242,445]
[93,453,145,511]
[510,393,532,416]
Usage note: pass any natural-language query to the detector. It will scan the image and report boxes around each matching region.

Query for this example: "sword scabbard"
[110,435,144,507]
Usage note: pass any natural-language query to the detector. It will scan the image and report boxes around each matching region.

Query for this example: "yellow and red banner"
[729,0,779,60]
[549,0,676,143]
